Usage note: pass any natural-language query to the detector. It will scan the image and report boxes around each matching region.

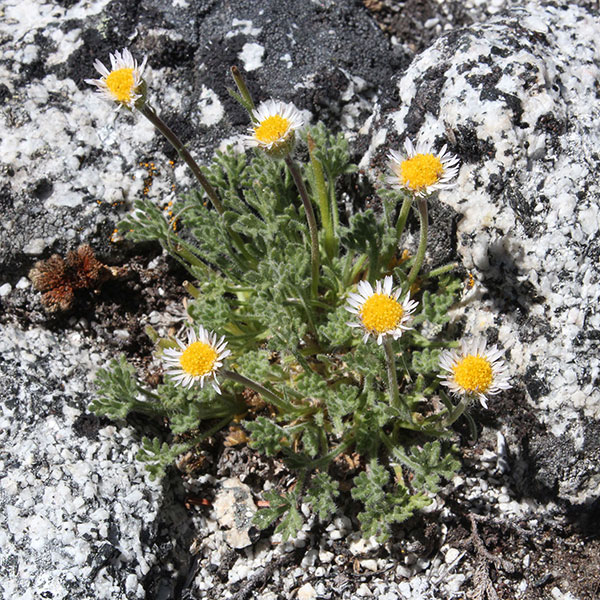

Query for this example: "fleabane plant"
[88,51,511,541]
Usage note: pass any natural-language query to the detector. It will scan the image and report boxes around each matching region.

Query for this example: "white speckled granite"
[362,2,600,502]
[0,323,162,599]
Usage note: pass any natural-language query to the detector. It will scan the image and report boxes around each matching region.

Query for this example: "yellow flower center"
[105,68,135,103]
[179,341,218,377]
[254,115,291,144]
[359,294,404,334]
[400,153,444,190]
[453,355,493,393]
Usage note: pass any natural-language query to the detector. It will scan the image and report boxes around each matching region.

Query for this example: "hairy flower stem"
[383,338,411,421]
[395,194,412,243]
[285,156,320,298]
[445,398,469,427]
[140,105,223,213]
[442,392,469,427]
[222,370,295,413]
[407,196,428,288]
[427,262,458,279]
[230,66,255,115]
[140,105,254,264]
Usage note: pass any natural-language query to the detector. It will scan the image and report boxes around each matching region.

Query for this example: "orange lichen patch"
[139,160,159,195]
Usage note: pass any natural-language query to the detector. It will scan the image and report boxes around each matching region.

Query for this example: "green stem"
[308,437,354,470]
[383,337,400,410]
[330,183,339,235]
[140,104,224,214]
[406,196,428,288]
[348,253,368,285]
[230,66,256,115]
[222,370,294,413]
[395,194,412,243]
[140,104,255,265]
[308,135,336,260]
[285,156,320,298]
[383,337,411,421]
[408,332,460,348]
[426,262,458,279]
[441,391,469,427]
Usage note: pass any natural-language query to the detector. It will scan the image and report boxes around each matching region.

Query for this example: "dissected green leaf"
[91,355,149,420]
[393,440,460,493]
[253,489,303,540]
[306,472,340,521]
[136,437,189,481]
[245,417,289,456]
[352,460,431,542]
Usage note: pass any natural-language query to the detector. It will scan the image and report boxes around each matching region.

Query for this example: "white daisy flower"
[346,275,418,345]
[438,338,511,408]
[246,99,304,158]
[387,138,460,196]
[162,326,230,393]
[85,48,147,110]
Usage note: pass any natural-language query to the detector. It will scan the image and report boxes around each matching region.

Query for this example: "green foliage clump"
[89,80,470,541]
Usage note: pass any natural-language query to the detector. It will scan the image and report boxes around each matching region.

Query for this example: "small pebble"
[297,582,317,600]
[319,550,334,563]
[498,493,511,504]
[445,548,460,564]
[415,558,430,571]
[334,515,352,532]
[301,549,317,567]
[0,283,12,297]
[360,559,378,572]
[356,583,372,596]
[396,565,412,578]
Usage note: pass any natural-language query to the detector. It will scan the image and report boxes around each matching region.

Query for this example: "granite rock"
[0,323,162,599]
[361,2,600,502]
[0,0,397,283]
[213,477,257,549]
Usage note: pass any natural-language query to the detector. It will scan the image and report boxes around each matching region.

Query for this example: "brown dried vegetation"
[29,244,111,312]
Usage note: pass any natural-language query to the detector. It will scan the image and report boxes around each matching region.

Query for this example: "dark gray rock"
[0,0,396,286]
